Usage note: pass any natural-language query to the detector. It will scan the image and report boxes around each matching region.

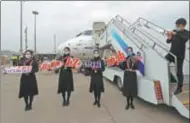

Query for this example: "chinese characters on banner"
[39,58,82,71]
[2,51,127,73]
[3,66,32,74]
[106,51,125,66]
[84,61,102,69]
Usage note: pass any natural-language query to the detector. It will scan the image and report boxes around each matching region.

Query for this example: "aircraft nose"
[58,42,68,54]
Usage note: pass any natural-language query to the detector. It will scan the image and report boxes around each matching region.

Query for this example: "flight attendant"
[120,47,138,110]
[18,50,39,111]
[89,50,105,108]
[57,47,74,106]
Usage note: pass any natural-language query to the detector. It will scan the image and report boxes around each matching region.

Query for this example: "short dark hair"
[93,49,100,53]
[25,50,33,55]
[176,18,187,26]
[64,47,70,51]
[127,46,133,51]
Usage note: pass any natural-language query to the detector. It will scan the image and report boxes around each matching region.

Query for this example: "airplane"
[57,30,97,60]
[56,30,98,74]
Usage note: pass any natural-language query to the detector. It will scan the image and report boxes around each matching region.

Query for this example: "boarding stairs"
[98,15,189,119]
[114,15,189,119]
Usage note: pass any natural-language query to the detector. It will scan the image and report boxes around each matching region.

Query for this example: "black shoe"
[93,100,97,105]
[62,101,66,106]
[174,88,182,95]
[97,102,101,108]
[131,103,135,109]
[28,104,32,110]
[66,100,70,106]
[125,104,130,110]
[25,105,29,111]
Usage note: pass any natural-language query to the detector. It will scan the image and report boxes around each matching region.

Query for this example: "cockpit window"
[75,33,82,37]
[83,30,92,36]
[75,30,92,37]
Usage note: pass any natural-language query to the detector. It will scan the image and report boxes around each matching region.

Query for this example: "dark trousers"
[94,91,101,102]
[13,61,17,66]
[165,54,184,88]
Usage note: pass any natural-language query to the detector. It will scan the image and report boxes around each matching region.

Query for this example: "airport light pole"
[32,11,39,54]
[20,1,23,54]
[54,34,56,54]
[24,26,28,51]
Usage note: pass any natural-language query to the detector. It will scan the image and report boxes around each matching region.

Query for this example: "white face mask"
[64,51,69,55]
[25,54,31,59]
[94,53,100,57]
[175,27,181,32]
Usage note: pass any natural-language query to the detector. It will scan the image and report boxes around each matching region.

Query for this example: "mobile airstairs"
[97,15,189,119]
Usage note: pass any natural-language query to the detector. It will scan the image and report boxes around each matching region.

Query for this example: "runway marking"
[102,103,117,123]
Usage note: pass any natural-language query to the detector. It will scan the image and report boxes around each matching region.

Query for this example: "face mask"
[175,27,181,32]
[127,52,133,56]
[64,51,69,55]
[94,53,100,58]
[25,55,31,59]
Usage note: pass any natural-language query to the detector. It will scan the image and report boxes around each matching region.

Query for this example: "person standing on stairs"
[165,18,189,95]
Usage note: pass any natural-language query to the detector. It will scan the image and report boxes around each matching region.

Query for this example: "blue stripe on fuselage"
[111,29,145,76]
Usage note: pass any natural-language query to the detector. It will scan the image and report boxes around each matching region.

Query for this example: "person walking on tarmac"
[165,18,189,95]
[119,47,138,110]
[89,50,105,108]
[11,54,18,66]
[57,47,74,106]
[18,50,39,111]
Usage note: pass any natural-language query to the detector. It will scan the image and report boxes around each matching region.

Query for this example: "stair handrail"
[128,18,170,50]
[118,16,189,62]
[114,16,178,72]
[112,20,146,57]
[113,20,146,50]
[99,16,146,57]
[115,16,174,54]
[132,17,189,51]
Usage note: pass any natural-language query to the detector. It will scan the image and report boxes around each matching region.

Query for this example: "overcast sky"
[1,1,189,53]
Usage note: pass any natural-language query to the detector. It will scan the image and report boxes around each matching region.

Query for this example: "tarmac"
[0,71,189,123]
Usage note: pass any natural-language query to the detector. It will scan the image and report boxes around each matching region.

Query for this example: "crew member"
[89,50,105,108]
[165,18,189,94]
[57,47,74,106]
[11,54,18,66]
[120,47,138,110]
[18,50,39,111]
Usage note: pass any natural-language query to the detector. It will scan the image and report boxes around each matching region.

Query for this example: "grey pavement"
[0,71,189,123]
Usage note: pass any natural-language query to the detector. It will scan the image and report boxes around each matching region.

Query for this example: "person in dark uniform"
[89,50,105,108]
[18,50,39,111]
[165,18,189,95]
[120,47,138,110]
[57,47,74,106]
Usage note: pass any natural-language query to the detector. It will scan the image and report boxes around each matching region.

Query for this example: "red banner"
[106,51,125,66]
[39,58,82,71]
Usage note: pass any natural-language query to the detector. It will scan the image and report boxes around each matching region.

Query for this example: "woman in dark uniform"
[120,47,138,110]
[18,50,39,111]
[89,50,105,108]
[57,47,74,106]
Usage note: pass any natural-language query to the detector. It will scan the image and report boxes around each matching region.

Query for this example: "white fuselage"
[57,34,96,60]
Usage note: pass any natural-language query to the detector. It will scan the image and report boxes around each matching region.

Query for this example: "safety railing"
[131,17,189,52]
[114,15,178,73]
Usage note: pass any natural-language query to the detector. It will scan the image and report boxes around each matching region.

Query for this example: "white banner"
[3,66,32,74]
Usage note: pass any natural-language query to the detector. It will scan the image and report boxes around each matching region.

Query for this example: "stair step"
[170,83,189,93]
[176,93,189,103]
[183,100,190,105]
[185,105,189,110]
